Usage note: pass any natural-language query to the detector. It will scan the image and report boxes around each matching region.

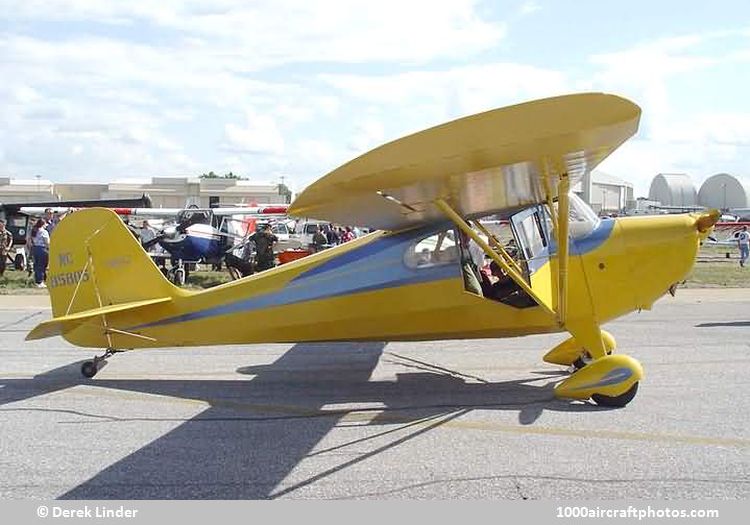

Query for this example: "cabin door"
[509,205,555,311]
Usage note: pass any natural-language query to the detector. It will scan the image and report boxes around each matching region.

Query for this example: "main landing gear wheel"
[591,381,639,408]
[554,354,643,408]
[227,266,242,281]
[173,267,186,286]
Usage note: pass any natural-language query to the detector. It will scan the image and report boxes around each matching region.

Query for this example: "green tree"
[199,171,246,180]
[277,183,292,203]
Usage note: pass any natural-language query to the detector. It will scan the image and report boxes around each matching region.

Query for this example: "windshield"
[568,193,600,239]
[546,193,600,240]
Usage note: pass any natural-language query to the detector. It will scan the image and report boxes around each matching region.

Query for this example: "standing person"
[0,219,13,277]
[30,219,50,287]
[341,226,355,243]
[140,220,156,247]
[43,208,57,236]
[737,226,750,268]
[250,223,278,272]
[311,226,328,252]
[326,224,340,245]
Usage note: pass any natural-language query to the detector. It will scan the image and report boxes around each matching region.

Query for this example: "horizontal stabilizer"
[26,297,171,341]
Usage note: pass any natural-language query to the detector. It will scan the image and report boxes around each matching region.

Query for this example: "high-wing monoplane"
[26,93,719,407]
[112,205,293,284]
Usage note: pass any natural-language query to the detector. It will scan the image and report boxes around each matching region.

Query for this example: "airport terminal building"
[4,172,635,215]
[0,176,290,207]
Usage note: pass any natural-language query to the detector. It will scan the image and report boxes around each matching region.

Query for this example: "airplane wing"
[289,93,640,230]
[106,206,289,218]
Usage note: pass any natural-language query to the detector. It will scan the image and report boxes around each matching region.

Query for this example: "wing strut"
[556,174,570,324]
[433,199,556,317]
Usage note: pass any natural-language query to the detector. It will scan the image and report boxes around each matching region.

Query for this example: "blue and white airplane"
[117,205,292,284]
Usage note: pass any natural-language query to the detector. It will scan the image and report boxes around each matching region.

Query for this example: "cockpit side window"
[404,229,459,268]
[516,212,547,261]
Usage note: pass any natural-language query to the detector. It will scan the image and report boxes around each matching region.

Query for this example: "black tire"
[173,268,186,286]
[227,266,242,281]
[81,361,98,378]
[14,253,24,271]
[591,382,639,407]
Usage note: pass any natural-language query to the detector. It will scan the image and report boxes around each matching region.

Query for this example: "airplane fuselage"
[58,210,706,350]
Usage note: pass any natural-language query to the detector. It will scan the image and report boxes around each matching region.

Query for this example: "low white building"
[2,176,289,208]
[0,177,56,204]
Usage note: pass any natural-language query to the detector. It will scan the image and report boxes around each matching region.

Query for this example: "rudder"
[47,208,179,318]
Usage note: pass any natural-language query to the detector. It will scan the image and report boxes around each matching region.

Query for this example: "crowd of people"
[310,224,359,252]
[242,222,364,274]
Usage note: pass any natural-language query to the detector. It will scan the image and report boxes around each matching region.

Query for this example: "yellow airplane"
[26,93,719,408]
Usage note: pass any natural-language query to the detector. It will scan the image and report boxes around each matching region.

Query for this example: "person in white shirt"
[30,219,50,287]
[140,220,156,246]
[737,226,750,268]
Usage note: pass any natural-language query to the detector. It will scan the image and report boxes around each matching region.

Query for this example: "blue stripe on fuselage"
[548,218,615,256]
[130,225,459,330]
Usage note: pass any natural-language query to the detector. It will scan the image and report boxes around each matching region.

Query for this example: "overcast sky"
[1,0,749,196]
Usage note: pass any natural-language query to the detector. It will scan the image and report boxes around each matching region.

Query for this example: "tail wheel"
[14,253,24,271]
[591,382,639,407]
[81,361,98,378]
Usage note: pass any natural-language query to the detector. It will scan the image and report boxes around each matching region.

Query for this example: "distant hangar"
[649,172,750,209]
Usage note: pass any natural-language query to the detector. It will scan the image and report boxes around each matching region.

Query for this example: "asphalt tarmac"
[1,289,748,499]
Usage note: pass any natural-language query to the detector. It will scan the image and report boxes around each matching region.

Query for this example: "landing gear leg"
[81,348,117,378]
[571,330,615,371]
[543,329,615,369]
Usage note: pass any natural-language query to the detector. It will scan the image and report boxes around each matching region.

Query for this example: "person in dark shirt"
[325,224,340,245]
[250,223,278,272]
[0,219,13,276]
[311,226,328,252]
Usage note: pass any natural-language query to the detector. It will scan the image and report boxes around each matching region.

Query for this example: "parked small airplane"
[706,222,750,246]
[114,205,293,284]
[26,93,719,407]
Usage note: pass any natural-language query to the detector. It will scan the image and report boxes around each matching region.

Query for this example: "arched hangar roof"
[698,173,750,209]
[648,173,697,206]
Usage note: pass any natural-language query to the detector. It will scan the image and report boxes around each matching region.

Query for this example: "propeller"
[141,211,209,249]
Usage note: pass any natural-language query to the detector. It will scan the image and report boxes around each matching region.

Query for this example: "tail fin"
[47,208,176,316]
[27,208,179,345]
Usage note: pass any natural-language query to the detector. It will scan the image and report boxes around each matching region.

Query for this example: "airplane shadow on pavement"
[1,342,611,499]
